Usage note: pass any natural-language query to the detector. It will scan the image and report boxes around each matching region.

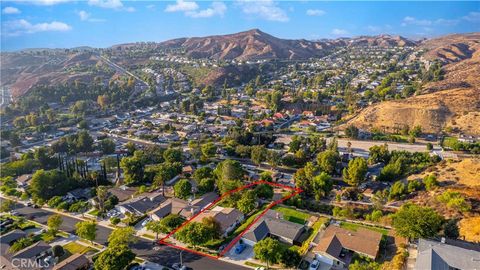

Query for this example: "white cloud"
[402,16,459,27]
[306,9,325,16]
[88,0,134,12]
[366,24,392,33]
[237,0,289,22]
[331,28,348,36]
[401,16,432,26]
[78,10,90,21]
[3,19,71,36]
[186,2,226,18]
[165,0,199,12]
[2,7,21,14]
[463,11,480,22]
[146,4,156,10]
[77,10,105,22]
[28,0,71,5]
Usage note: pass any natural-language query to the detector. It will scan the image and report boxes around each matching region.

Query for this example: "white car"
[141,218,152,227]
[309,259,320,270]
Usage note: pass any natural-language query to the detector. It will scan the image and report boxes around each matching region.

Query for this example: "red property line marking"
[158,180,303,259]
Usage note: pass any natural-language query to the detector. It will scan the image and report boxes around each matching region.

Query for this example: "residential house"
[0,229,27,256]
[116,193,166,216]
[415,238,480,270]
[2,241,52,270]
[150,198,190,220]
[242,210,306,246]
[107,186,137,202]
[195,206,244,237]
[15,174,32,189]
[52,253,91,270]
[313,225,383,268]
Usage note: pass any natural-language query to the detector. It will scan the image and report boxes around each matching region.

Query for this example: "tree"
[214,159,245,183]
[237,190,257,214]
[52,245,65,258]
[176,222,216,247]
[312,172,333,200]
[279,248,301,268]
[392,203,443,239]
[426,143,433,151]
[163,148,182,163]
[76,130,94,153]
[97,95,110,110]
[253,237,282,268]
[0,199,14,213]
[407,179,423,193]
[159,214,184,233]
[120,151,145,185]
[174,179,192,199]
[423,175,438,191]
[343,157,368,186]
[193,167,213,182]
[125,142,136,156]
[9,238,34,252]
[75,221,97,244]
[145,220,164,240]
[47,214,63,236]
[100,139,116,155]
[201,216,221,238]
[108,227,137,247]
[349,261,381,270]
[267,150,281,168]
[201,142,217,159]
[29,169,71,201]
[255,184,274,199]
[251,145,266,165]
[94,245,135,270]
[317,150,339,175]
[368,144,390,164]
[443,219,459,239]
[96,186,109,213]
[345,125,359,139]
[389,181,407,201]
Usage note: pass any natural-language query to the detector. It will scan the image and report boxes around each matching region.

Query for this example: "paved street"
[3,199,248,270]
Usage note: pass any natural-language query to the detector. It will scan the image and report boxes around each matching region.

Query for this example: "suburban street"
[3,199,248,270]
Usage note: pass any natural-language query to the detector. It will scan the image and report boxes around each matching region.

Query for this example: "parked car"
[234,243,246,254]
[309,259,320,270]
[171,263,187,270]
[141,218,152,227]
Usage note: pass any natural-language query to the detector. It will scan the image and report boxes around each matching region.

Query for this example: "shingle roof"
[118,193,166,214]
[151,198,189,219]
[315,225,382,259]
[13,241,50,259]
[415,238,480,270]
[195,207,243,234]
[243,210,305,243]
[53,253,90,270]
[0,229,27,245]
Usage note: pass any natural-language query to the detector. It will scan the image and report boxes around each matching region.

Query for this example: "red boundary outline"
[158,180,303,259]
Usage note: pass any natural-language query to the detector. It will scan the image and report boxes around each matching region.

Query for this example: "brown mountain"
[158,29,345,60]
[347,33,480,135]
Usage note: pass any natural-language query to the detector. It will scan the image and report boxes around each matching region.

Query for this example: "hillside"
[347,33,480,135]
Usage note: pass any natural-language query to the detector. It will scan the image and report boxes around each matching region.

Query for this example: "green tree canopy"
[392,203,443,239]
[343,157,368,186]
[253,237,282,267]
[316,150,339,175]
[75,221,97,244]
[174,179,192,199]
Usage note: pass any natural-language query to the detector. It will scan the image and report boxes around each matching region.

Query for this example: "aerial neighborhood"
[1,1,479,270]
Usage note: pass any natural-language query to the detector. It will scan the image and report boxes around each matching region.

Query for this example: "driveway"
[225,243,254,262]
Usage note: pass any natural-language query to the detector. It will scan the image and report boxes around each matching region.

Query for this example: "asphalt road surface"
[4,200,248,270]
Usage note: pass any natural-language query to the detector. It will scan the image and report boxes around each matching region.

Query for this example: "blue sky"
[1,0,479,51]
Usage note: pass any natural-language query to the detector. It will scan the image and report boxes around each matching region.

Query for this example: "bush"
[110,217,121,225]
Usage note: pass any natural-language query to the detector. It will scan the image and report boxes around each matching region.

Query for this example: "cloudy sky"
[1,0,479,51]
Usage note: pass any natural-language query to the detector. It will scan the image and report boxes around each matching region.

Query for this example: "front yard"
[339,221,389,235]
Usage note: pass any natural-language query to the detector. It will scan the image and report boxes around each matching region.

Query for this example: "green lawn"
[87,209,99,216]
[272,206,310,225]
[63,241,98,254]
[339,222,389,235]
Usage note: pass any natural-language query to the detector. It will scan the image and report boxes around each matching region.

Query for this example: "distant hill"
[347,33,480,135]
